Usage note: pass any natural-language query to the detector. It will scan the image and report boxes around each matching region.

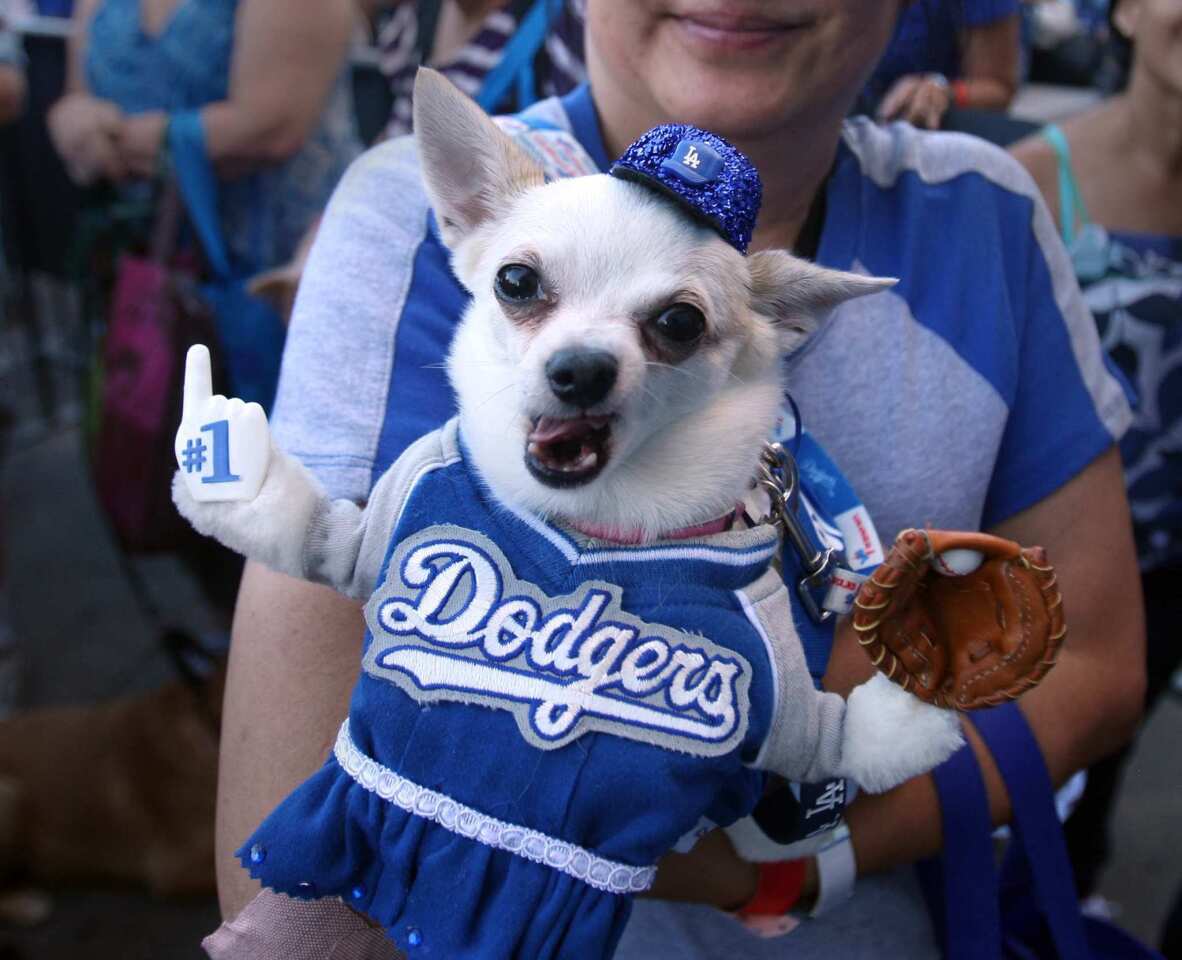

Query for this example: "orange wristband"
[952,79,970,109]
[735,859,808,917]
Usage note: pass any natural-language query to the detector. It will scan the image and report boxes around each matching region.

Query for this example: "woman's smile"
[666,7,820,56]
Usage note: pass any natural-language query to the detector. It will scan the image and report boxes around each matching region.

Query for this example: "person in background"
[373,0,585,140]
[867,0,1022,128]
[1022,0,1126,91]
[1013,0,1182,953]
[45,0,360,271]
[209,0,1144,957]
[250,0,587,319]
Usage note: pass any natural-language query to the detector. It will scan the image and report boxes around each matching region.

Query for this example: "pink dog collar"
[569,507,740,545]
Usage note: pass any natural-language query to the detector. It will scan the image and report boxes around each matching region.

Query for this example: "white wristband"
[809,823,856,916]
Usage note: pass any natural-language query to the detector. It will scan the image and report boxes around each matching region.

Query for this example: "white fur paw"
[839,674,964,794]
[171,467,238,540]
[171,444,325,579]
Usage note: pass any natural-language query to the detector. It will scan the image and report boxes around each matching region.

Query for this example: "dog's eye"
[495,264,542,302]
[652,304,706,344]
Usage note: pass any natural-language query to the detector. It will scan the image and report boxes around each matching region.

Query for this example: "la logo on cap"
[662,138,723,186]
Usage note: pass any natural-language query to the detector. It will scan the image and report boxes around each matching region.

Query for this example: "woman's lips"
[671,12,813,52]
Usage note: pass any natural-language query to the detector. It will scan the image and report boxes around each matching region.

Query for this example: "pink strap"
[569,506,740,545]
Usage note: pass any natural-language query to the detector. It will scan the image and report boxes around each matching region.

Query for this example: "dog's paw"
[839,674,963,793]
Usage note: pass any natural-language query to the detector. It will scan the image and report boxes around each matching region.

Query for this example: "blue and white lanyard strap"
[755,441,866,624]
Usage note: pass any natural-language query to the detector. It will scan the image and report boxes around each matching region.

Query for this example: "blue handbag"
[919,702,1162,959]
[166,110,286,410]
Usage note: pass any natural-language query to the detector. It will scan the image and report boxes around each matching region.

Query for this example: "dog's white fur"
[174,70,962,797]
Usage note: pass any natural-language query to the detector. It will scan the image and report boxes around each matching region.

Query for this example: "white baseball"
[930,548,985,577]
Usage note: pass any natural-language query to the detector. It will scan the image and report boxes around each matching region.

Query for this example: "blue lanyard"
[474,0,562,113]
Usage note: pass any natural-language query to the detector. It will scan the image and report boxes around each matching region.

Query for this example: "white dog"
[173,69,961,957]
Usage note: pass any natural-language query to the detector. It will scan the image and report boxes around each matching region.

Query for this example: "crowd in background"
[0,0,1178,957]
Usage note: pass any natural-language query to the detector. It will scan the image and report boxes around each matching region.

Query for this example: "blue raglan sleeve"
[270,137,465,502]
[981,180,1133,527]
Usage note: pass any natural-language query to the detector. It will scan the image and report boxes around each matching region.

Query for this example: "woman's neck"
[742,124,844,254]
[1122,65,1182,177]
[593,83,846,254]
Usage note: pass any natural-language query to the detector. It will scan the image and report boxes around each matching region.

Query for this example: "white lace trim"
[333,721,657,895]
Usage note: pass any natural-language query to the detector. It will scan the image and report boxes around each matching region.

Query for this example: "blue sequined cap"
[609,124,763,254]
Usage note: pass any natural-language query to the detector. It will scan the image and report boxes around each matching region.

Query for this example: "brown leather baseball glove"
[851,529,1066,710]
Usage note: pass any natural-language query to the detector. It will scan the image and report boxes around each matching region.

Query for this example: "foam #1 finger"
[224,399,272,502]
[182,344,214,420]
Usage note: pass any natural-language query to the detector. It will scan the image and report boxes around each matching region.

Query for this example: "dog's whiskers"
[475,382,518,411]
[643,359,748,389]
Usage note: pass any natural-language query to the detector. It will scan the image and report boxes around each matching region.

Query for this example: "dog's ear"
[413,68,545,248]
[748,251,894,349]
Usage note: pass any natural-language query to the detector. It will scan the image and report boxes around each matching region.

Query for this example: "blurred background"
[0,0,1179,956]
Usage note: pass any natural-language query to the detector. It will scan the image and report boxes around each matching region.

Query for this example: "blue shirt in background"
[866,0,1019,105]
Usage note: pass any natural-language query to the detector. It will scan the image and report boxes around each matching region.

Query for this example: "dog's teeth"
[572,450,598,471]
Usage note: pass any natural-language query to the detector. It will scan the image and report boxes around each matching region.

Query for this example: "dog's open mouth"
[525,415,613,488]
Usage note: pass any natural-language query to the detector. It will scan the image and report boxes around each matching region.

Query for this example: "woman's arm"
[878,14,1021,128]
[217,564,364,919]
[652,445,1146,908]
[118,0,356,179]
[956,13,1022,111]
[838,446,1144,879]
[204,0,355,172]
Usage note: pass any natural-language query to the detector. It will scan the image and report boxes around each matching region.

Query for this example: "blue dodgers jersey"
[240,433,781,958]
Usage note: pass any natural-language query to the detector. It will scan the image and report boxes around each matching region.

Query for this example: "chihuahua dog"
[174,69,961,958]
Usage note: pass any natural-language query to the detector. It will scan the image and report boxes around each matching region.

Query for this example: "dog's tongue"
[528,415,611,443]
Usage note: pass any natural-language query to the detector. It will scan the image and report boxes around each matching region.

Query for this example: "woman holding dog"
[208,1,1145,957]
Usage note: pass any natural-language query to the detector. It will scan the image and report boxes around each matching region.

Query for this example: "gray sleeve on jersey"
[302,427,454,600]
[269,136,434,502]
[740,570,850,783]
[740,567,964,793]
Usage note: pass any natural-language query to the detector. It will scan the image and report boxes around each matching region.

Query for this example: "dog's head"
[415,69,890,539]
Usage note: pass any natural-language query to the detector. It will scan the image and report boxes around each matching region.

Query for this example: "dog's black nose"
[545,348,618,408]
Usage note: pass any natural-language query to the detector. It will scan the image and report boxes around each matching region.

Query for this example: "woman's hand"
[117,110,168,179]
[47,92,127,184]
[876,73,952,129]
[647,828,762,910]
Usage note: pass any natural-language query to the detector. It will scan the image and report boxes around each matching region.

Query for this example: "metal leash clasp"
[758,442,837,624]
